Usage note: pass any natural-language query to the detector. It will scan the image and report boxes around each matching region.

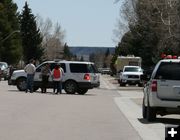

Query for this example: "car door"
[154,62,180,100]
[34,63,45,82]
[34,62,53,82]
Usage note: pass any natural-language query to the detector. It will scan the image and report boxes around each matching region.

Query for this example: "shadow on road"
[7,89,96,96]
[138,117,180,125]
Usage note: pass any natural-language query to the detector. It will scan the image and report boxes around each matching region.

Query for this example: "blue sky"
[13,0,121,47]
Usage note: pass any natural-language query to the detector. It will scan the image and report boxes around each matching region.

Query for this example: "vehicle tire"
[64,80,77,94]
[146,106,156,121]
[142,100,147,119]
[17,77,27,91]
[120,82,126,87]
[77,88,88,95]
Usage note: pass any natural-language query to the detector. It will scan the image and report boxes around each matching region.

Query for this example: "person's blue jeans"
[53,81,62,94]
[26,74,34,93]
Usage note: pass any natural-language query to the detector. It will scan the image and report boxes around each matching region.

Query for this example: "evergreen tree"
[19,2,43,63]
[80,56,84,61]
[0,0,22,64]
[89,53,95,62]
[63,43,72,60]
[105,48,110,57]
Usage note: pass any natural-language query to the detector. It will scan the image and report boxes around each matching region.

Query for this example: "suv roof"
[41,60,94,64]
[160,59,180,62]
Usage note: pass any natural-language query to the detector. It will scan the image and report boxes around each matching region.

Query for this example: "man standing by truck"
[24,59,36,93]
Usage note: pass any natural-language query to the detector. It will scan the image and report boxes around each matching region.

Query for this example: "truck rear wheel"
[146,106,156,121]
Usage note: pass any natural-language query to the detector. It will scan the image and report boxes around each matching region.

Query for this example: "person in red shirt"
[52,64,64,94]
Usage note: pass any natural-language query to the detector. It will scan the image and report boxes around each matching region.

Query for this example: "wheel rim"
[65,81,76,94]
[18,79,27,91]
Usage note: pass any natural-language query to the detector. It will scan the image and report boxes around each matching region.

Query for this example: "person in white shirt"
[24,59,36,93]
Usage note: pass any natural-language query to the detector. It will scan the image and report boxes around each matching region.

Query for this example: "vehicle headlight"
[11,73,16,79]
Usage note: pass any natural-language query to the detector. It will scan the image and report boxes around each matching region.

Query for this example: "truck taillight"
[151,80,157,92]
[84,73,90,80]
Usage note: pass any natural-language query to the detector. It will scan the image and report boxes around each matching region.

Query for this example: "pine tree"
[19,2,43,63]
[0,0,22,64]
[105,48,110,57]
[63,43,72,60]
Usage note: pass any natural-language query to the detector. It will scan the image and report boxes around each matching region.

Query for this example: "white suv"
[142,59,180,121]
[9,60,100,95]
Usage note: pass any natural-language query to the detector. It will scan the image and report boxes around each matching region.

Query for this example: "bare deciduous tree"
[37,15,65,60]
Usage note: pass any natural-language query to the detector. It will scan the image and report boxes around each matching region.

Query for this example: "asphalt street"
[0,75,179,140]
[102,75,180,140]
[0,78,141,140]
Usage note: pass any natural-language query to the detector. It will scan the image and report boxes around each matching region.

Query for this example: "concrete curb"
[114,97,164,140]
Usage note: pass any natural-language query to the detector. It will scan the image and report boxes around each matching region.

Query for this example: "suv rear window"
[70,63,98,73]
[70,64,88,73]
[155,62,180,80]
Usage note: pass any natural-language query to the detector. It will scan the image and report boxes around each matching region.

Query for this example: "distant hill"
[69,46,115,55]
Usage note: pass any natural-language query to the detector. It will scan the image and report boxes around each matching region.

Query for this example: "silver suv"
[9,60,100,95]
[142,59,180,121]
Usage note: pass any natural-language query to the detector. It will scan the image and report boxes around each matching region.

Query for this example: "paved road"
[102,75,180,140]
[1,75,179,140]
[0,79,142,140]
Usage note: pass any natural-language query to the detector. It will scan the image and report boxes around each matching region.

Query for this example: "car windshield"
[124,67,141,72]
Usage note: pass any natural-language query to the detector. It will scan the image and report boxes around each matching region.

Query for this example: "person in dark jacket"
[41,63,51,93]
